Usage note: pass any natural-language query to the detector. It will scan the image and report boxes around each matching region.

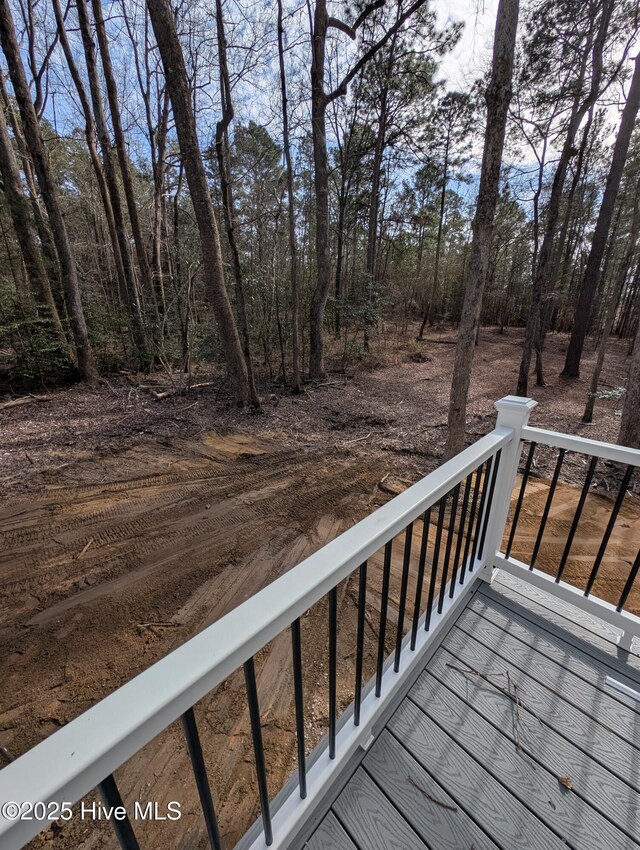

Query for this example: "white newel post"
[479,395,538,583]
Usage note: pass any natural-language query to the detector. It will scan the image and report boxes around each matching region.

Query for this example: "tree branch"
[327,16,356,39]
[326,0,429,104]
[352,0,386,31]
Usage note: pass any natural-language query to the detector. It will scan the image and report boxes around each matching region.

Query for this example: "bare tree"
[308,0,430,378]
[0,81,67,352]
[78,0,150,366]
[619,316,640,447]
[563,53,640,378]
[0,0,96,379]
[214,0,260,408]
[418,91,474,336]
[53,0,149,367]
[446,0,520,457]
[120,8,169,331]
[0,68,59,295]
[53,0,122,297]
[146,0,250,404]
[90,0,154,315]
[277,0,301,392]
[363,27,400,352]
[308,0,333,379]
[583,176,640,423]
[516,0,617,395]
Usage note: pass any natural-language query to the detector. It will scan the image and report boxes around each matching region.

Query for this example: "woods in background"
[0,0,639,445]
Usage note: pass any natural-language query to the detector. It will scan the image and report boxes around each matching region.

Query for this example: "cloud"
[432,0,499,90]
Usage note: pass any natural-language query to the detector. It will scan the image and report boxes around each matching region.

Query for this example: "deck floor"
[303,574,640,850]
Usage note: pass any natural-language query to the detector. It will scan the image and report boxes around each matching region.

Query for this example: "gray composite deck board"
[466,592,640,714]
[332,769,429,850]
[305,812,358,850]
[487,578,640,680]
[300,577,640,850]
[439,628,640,790]
[364,730,500,850]
[453,607,640,744]
[409,670,638,850]
[425,649,640,840]
[389,699,568,850]
[493,572,631,644]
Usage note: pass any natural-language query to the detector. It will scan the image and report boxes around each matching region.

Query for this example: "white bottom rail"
[494,554,640,653]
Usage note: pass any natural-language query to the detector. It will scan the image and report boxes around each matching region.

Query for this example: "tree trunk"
[537,110,595,368]
[0,0,95,379]
[627,298,640,353]
[334,184,347,339]
[516,0,613,395]
[619,316,640,448]
[214,0,260,408]
[54,0,120,296]
[77,0,149,367]
[277,0,301,392]
[122,8,166,339]
[618,270,639,337]
[151,93,169,337]
[1,213,28,304]
[308,0,330,379]
[90,0,153,315]
[446,0,519,457]
[0,87,68,351]
[583,171,640,423]
[563,54,640,378]
[424,137,450,333]
[364,74,391,351]
[585,255,640,425]
[550,111,594,289]
[591,194,626,344]
[0,70,62,309]
[523,133,548,387]
[146,0,249,404]
[307,0,431,376]
[56,0,149,367]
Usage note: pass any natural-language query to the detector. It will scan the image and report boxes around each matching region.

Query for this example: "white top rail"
[521,426,640,467]
[0,427,512,850]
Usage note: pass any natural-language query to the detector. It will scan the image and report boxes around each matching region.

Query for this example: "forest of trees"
[0,0,639,448]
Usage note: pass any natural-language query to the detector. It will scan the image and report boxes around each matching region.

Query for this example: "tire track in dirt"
[0,430,391,850]
[0,452,344,582]
[0,451,314,547]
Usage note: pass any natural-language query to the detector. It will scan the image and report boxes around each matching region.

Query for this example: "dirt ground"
[0,326,632,499]
[0,324,638,849]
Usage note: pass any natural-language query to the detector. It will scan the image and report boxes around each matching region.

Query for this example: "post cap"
[494,395,538,414]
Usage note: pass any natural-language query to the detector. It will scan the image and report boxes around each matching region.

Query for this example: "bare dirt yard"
[1,325,638,849]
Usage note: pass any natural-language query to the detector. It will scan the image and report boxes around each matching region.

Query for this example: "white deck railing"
[0,396,638,850]
[497,420,640,651]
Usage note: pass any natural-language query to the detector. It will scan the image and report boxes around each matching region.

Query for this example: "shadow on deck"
[299,572,640,850]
